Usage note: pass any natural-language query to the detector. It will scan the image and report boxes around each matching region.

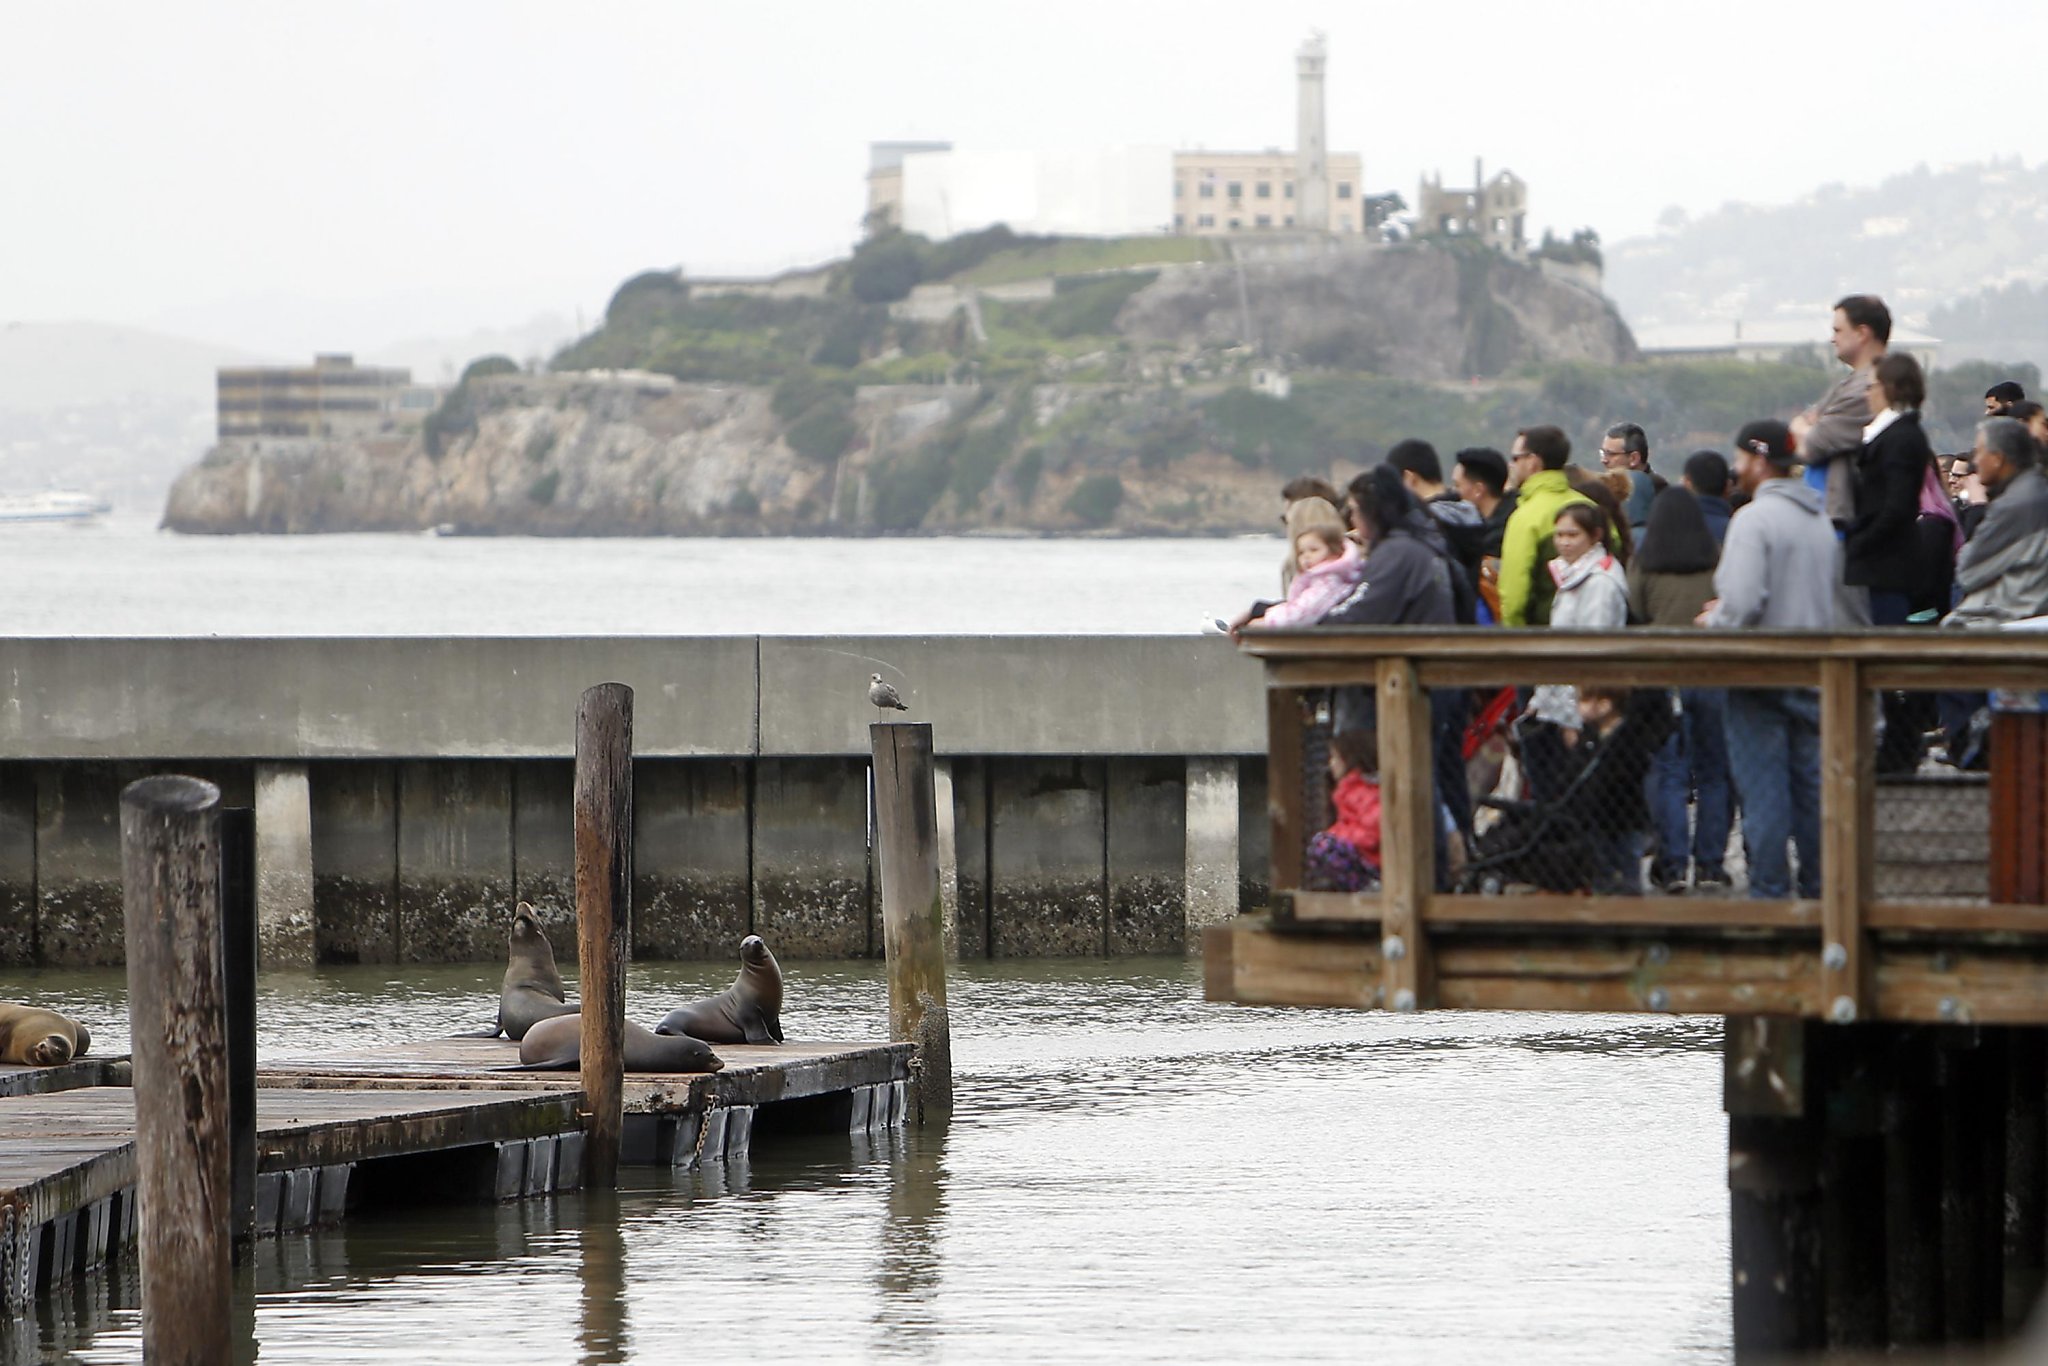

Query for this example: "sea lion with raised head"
[0,1005,91,1067]
[460,902,579,1041]
[502,1013,723,1073]
[654,934,784,1045]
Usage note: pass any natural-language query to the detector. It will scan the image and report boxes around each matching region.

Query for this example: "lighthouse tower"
[1295,33,1330,233]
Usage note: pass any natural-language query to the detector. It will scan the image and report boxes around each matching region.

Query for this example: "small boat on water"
[0,491,112,525]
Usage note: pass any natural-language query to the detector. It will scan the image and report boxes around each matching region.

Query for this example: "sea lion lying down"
[501,1013,723,1074]
[0,1005,91,1066]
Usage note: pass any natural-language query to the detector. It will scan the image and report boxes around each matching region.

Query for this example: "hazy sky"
[5,0,2044,360]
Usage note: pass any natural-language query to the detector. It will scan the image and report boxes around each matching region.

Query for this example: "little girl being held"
[1229,526,1364,636]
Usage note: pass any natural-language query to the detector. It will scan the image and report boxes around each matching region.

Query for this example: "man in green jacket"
[1498,425,1594,626]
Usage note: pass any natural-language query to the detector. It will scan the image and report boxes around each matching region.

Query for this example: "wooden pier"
[0,1036,911,1316]
[1207,629,2048,1359]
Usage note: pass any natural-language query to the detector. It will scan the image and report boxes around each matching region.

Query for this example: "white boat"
[0,491,112,525]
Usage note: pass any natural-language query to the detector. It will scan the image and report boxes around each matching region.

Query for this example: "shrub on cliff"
[774,371,859,461]
[1064,473,1124,527]
[605,269,688,326]
[422,356,519,458]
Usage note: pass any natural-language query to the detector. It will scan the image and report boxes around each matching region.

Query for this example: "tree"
[605,270,688,326]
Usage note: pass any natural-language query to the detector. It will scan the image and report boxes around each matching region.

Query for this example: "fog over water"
[0,518,1281,637]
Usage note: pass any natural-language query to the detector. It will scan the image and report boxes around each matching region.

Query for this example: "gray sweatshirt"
[1703,478,1841,630]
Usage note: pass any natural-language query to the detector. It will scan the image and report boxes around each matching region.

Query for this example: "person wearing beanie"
[1698,419,1840,900]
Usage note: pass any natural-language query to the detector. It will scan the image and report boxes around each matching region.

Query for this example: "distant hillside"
[0,321,256,511]
[1606,159,2048,371]
[0,320,251,411]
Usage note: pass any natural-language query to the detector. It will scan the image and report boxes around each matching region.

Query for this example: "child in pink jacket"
[1232,527,1365,635]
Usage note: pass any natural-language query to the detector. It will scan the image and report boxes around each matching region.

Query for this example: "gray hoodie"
[1703,477,1841,630]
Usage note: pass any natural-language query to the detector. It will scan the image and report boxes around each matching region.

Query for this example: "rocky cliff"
[164,239,1643,536]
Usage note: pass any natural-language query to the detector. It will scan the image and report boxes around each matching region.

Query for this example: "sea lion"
[463,902,579,1041]
[0,1005,91,1067]
[654,934,784,1045]
[502,1013,723,1074]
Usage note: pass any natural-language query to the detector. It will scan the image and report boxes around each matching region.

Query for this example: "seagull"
[868,674,910,712]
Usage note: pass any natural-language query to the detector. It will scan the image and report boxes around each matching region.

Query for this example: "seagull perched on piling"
[868,674,910,712]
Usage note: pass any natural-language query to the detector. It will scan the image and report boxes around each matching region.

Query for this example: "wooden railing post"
[1267,685,1304,893]
[120,775,230,1366]
[1377,657,1434,1011]
[871,722,953,1120]
[576,682,633,1189]
[1820,659,1874,1021]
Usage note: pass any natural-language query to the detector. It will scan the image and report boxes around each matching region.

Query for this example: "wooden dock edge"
[1203,917,2048,1024]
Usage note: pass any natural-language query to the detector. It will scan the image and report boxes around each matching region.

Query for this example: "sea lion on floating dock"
[654,934,784,1045]
[503,1013,723,1074]
[0,1005,90,1067]
[462,902,579,1041]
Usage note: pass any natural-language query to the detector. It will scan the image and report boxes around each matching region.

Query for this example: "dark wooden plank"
[1866,902,2048,933]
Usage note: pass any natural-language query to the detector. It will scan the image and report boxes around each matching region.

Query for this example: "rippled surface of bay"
[4,960,1730,1363]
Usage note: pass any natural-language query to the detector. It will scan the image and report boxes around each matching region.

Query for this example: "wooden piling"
[1883,1028,1943,1346]
[575,683,633,1189]
[120,774,230,1365]
[870,722,953,1120]
[2007,1027,2047,1331]
[1725,1016,1823,1360]
[1818,1027,1887,1349]
[219,807,258,1245]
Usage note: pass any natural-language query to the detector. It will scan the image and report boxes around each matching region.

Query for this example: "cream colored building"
[1170,150,1363,235]
[217,354,421,441]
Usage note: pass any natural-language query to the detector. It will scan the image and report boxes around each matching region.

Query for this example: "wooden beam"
[1267,688,1304,893]
[1273,889,1382,924]
[1238,627,2048,668]
[871,721,952,1121]
[1866,902,2048,934]
[1820,659,1874,1023]
[1420,660,1817,690]
[1426,894,1818,931]
[1376,657,1434,1012]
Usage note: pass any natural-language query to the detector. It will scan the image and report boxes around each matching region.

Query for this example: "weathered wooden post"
[120,775,231,1365]
[871,722,953,1120]
[576,683,633,1189]
[218,807,258,1245]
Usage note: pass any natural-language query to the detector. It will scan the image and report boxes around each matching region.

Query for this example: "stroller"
[1457,690,1673,894]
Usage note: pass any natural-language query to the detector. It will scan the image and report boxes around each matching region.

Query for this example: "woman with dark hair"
[1629,486,1731,893]
[1325,464,1469,845]
[1846,352,1946,624]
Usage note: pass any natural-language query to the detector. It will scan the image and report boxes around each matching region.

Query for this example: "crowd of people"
[1229,293,2048,900]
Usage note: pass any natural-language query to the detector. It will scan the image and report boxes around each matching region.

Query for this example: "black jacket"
[1844,411,1939,595]
[1322,521,1458,627]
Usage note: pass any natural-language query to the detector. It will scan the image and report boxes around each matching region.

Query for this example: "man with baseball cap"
[1698,419,1840,900]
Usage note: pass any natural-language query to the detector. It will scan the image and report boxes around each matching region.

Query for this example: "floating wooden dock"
[0,1037,911,1316]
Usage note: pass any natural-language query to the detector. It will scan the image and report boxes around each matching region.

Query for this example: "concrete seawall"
[0,636,1270,966]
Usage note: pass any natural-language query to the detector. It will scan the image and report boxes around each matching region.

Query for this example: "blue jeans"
[1725,688,1821,899]
[1647,688,1733,884]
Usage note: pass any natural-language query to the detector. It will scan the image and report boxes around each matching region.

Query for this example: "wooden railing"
[1206,628,2048,1025]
